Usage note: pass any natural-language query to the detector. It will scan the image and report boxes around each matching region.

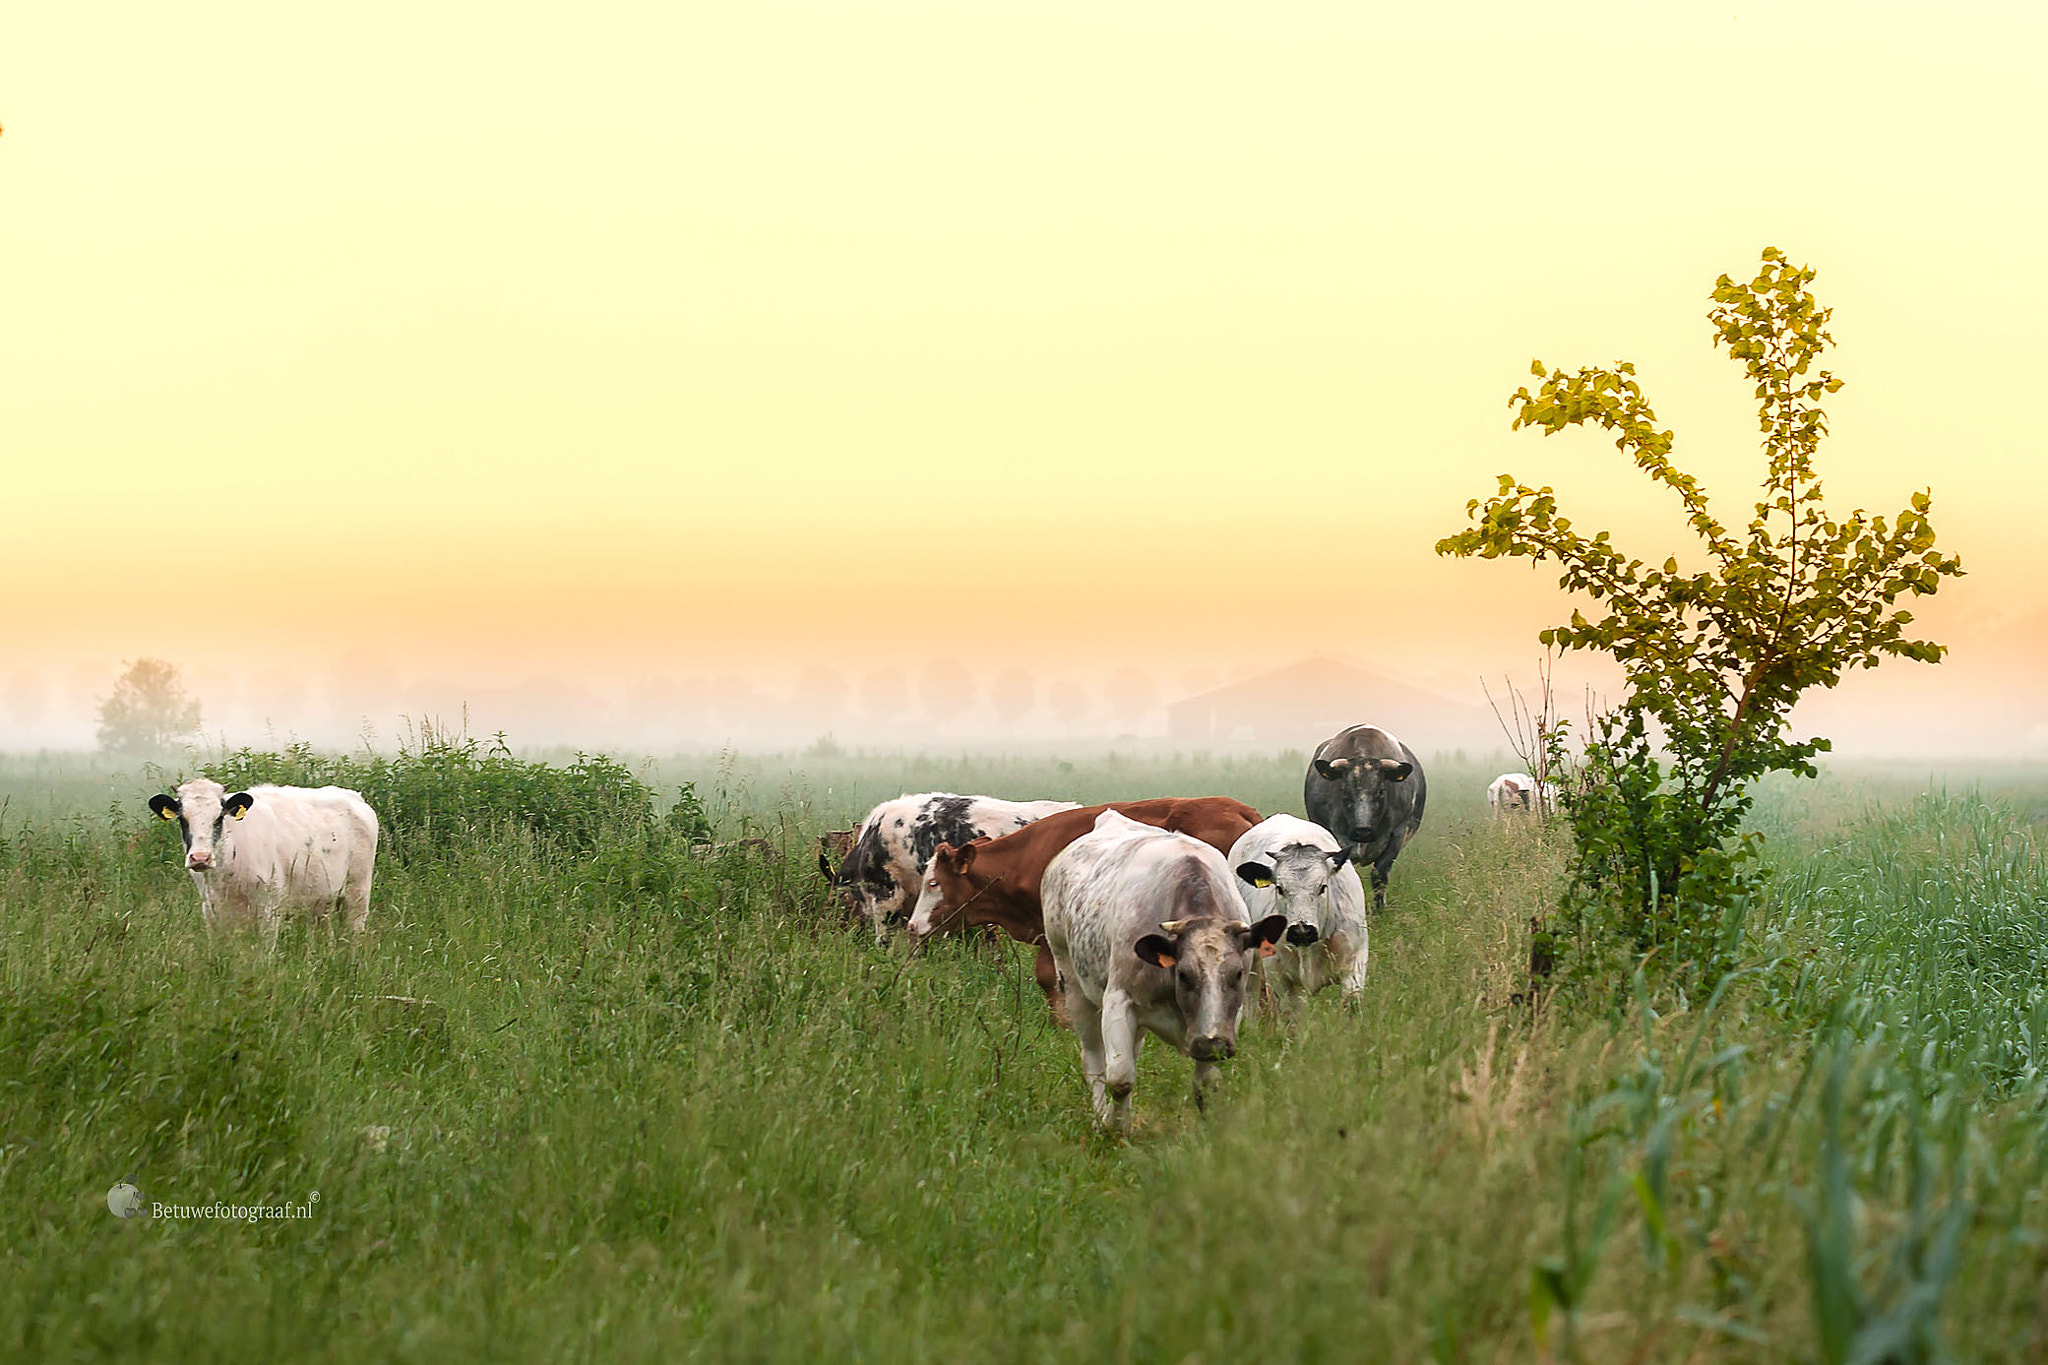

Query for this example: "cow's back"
[979,795,1260,899]
[227,785,376,901]
[1044,818,1230,1003]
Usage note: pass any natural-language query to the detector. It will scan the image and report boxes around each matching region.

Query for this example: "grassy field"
[3,750,2046,1361]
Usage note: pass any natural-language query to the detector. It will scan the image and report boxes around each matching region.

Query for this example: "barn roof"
[1163,655,1498,752]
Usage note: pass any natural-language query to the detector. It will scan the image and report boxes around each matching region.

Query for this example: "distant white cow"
[149,779,378,939]
[1041,811,1287,1131]
[1228,814,1369,1000]
[823,792,1079,940]
[1488,772,1541,814]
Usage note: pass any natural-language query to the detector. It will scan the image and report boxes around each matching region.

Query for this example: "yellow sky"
[3,1,2044,748]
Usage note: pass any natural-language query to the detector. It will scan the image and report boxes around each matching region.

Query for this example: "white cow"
[149,779,378,939]
[823,792,1079,940]
[1041,811,1287,1132]
[1228,814,1369,1001]
[1488,772,1541,814]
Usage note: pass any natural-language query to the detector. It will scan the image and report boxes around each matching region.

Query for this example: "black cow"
[1303,725,1427,909]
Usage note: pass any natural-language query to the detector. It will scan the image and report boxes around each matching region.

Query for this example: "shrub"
[198,727,700,865]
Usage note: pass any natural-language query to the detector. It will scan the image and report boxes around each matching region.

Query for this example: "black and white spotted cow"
[824,792,1079,940]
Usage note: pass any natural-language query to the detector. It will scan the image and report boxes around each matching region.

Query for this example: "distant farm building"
[1163,657,1497,753]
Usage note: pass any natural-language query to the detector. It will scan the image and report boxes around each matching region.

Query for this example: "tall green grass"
[1,754,2044,1360]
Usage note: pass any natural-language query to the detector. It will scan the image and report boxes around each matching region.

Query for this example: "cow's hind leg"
[1033,944,1069,1027]
[343,871,372,935]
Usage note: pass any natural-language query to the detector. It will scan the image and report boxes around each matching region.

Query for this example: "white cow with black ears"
[1228,814,1369,1001]
[149,778,379,939]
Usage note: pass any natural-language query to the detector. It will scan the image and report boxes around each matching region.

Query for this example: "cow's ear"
[1325,848,1349,870]
[1312,757,1351,780]
[224,791,255,820]
[1247,913,1290,958]
[817,852,834,881]
[1380,760,1413,781]
[953,841,978,872]
[148,794,179,821]
[1234,861,1274,889]
[1132,934,1178,971]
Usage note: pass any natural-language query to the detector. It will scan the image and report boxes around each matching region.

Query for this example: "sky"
[3,1,2044,753]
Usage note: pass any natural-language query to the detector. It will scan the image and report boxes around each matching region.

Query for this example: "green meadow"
[3,750,2046,1362]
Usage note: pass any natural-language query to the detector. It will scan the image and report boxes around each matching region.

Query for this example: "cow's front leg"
[194,877,220,931]
[260,903,286,953]
[1099,990,1140,1132]
[860,892,893,944]
[1336,929,1370,998]
[1193,1058,1220,1113]
[1370,861,1391,910]
[1065,979,1113,1125]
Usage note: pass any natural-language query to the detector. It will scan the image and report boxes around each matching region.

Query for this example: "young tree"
[1437,249,1963,983]
[96,658,202,754]
[989,666,1037,729]
[919,660,977,727]
[1103,666,1158,732]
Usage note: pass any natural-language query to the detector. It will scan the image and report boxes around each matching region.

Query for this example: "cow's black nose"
[1285,923,1320,947]
[1352,825,1378,842]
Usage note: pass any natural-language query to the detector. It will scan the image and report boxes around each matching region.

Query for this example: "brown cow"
[904,796,1262,1010]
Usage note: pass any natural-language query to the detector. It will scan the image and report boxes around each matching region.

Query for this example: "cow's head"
[908,840,985,937]
[1131,914,1288,1061]
[814,830,863,915]
[1310,752,1413,852]
[1236,843,1348,946]
[149,779,254,872]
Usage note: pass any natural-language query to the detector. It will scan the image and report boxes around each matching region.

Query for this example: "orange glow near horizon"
[3,2,2044,753]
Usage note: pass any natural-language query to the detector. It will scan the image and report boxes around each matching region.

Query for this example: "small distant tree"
[794,665,850,716]
[858,668,909,718]
[1046,678,1091,735]
[96,658,202,754]
[919,660,976,727]
[1438,249,1963,990]
[1103,667,1158,731]
[990,666,1037,730]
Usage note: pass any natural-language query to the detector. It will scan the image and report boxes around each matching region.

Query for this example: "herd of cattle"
[142,723,1547,1131]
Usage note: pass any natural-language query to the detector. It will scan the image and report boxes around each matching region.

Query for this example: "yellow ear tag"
[231,807,247,820]
[158,807,177,821]
[1251,875,1272,888]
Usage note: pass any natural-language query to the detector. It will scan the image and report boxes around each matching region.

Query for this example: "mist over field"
[4,633,2044,761]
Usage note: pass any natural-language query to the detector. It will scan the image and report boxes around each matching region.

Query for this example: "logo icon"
[106,1181,145,1219]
